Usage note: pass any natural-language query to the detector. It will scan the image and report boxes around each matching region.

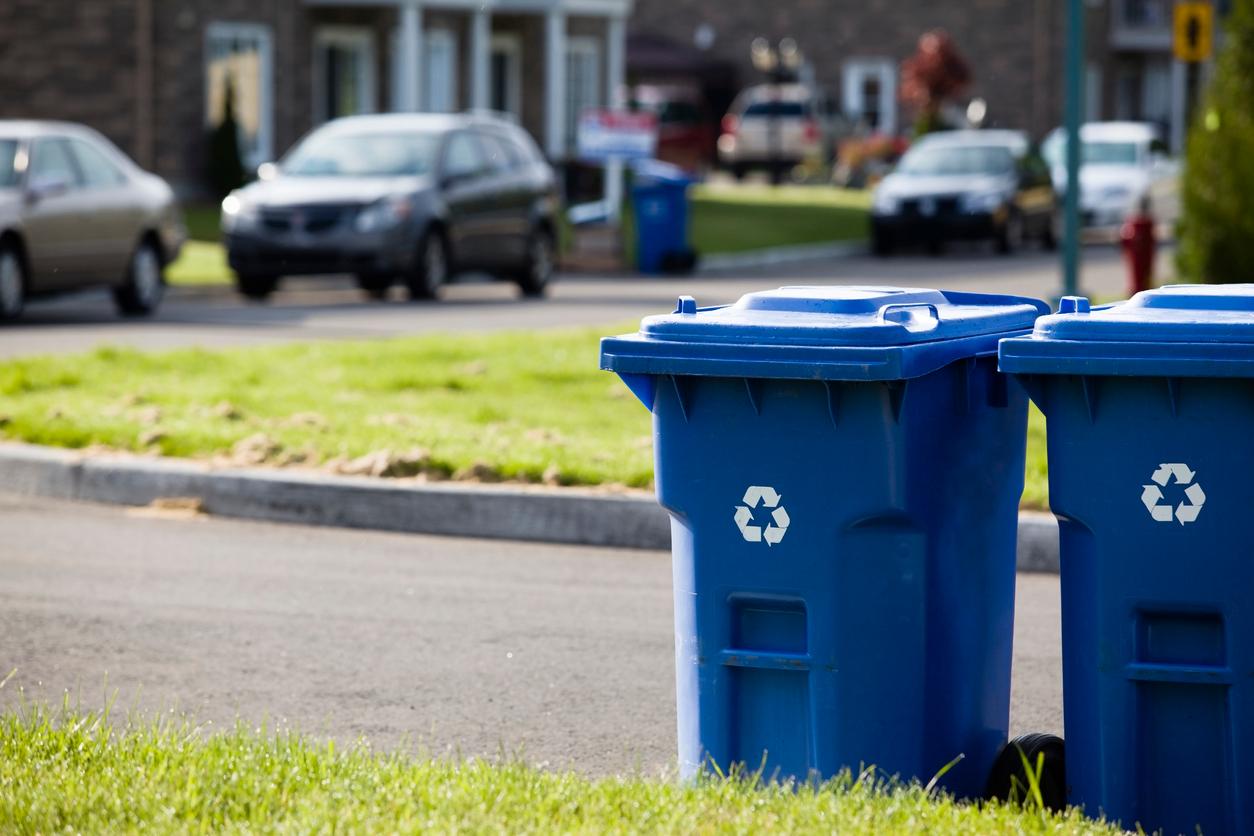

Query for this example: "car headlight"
[872,190,900,214]
[220,192,258,232]
[962,191,1006,213]
[355,196,412,233]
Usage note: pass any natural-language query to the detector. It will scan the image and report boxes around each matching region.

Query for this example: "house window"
[842,58,896,135]
[314,27,376,123]
[205,22,273,167]
[490,34,522,118]
[565,37,601,148]
[424,29,458,113]
[1120,0,1171,28]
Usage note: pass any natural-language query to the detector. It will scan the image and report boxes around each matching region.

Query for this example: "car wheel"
[0,245,26,322]
[406,230,448,301]
[996,209,1025,254]
[113,240,165,316]
[515,228,555,298]
[356,273,393,301]
[235,272,280,301]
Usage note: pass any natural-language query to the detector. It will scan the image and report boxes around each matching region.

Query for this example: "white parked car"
[717,84,846,178]
[1041,122,1180,230]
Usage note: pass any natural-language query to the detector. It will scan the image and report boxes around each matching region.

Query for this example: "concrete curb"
[0,442,1059,572]
[697,240,868,274]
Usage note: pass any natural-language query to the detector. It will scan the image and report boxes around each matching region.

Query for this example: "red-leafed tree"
[900,30,972,136]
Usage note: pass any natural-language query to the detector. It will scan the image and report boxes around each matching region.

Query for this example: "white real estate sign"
[576,109,657,162]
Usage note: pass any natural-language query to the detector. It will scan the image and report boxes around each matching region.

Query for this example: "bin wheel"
[984,733,1066,812]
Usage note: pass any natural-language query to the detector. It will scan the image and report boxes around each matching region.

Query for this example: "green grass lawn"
[691,185,870,255]
[0,705,1115,834]
[0,327,655,489]
[0,327,1052,507]
[167,204,231,287]
[166,240,231,286]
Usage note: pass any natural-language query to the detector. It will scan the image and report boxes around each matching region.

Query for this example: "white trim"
[469,9,491,110]
[565,35,600,150]
[204,21,274,167]
[604,15,626,220]
[394,2,423,112]
[489,33,523,117]
[544,10,566,157]
[423,28,458,112]
[312,26,377,123]
[841,57,897,135]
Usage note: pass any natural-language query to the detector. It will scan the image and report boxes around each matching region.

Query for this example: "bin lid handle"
[879,302,940,330]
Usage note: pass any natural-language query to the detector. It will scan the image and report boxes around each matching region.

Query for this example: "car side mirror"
[26,174,70,203]
[256,162,279,182]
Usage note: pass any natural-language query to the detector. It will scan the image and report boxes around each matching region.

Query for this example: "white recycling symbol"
[1140,463,1206,525]
[734,485,790,546]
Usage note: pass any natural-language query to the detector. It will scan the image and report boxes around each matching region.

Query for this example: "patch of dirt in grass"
[324,448,437,479]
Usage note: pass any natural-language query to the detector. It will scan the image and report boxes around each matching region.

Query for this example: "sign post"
[1174,1,1214,152]
[1062,0,1085,300]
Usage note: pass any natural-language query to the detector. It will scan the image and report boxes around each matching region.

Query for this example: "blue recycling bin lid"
[999,284,1254,378]
[601,286,1048,382]
[632,158,694,186]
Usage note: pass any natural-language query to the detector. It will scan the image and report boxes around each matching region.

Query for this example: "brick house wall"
[0,0,142,155]
[1,0,625,197]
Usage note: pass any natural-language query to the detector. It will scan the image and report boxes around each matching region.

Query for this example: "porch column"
[398,0,423,112]
[545,9,567,158]
[604,13,627,220]
[470,8,491,111]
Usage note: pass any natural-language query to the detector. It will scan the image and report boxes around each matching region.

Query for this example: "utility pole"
[1062,0,1084,300]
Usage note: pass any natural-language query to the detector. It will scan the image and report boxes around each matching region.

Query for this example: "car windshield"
[1042,136,1141,167]
[897,144,1015,177]
[282,130,441,177]
[0,140,20,188]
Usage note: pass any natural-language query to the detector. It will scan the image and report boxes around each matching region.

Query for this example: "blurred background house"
[0,0,631,197]
[0,0,1224,197]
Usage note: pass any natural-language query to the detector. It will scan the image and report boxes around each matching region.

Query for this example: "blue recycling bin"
[601,286,1049,796]
[1000,286,1254,835]
[632,161,693,275]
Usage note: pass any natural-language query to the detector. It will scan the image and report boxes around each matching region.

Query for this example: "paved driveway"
[0,245,1162,357]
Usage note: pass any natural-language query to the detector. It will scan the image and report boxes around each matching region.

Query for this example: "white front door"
[842,58,897,135]
[424,28,458,113]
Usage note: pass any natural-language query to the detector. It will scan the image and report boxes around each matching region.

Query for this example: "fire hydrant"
[1120,197,1156,295]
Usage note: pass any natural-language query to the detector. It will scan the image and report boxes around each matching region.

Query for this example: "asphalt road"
[0,494,1063,777]
[0,245,1159,357]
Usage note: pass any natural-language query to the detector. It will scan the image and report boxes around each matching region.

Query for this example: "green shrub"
[1177,0,1254,283]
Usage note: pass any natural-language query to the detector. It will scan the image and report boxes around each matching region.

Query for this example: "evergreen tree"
[1178,0,1254,282]
[207,74,247,198]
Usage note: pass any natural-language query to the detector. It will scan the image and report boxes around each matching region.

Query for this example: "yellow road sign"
[1175,2,1214,62]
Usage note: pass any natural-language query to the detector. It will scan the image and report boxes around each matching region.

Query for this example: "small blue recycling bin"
[601,286,1048,796]
[631,161,693,275]
[1000,286,1254,835]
